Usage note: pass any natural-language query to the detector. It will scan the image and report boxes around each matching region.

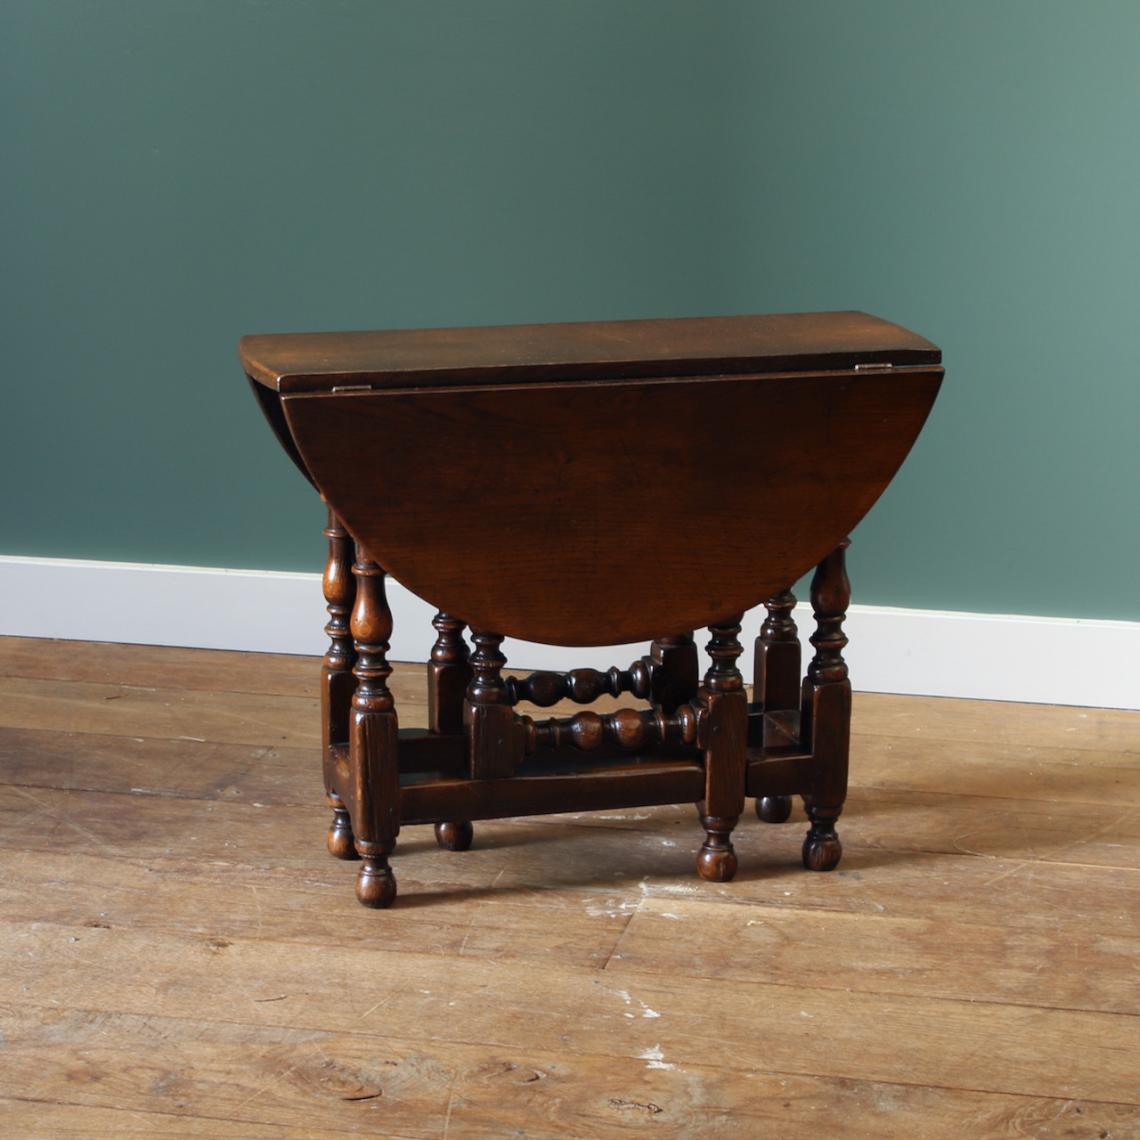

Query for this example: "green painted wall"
[3,1,1138,620]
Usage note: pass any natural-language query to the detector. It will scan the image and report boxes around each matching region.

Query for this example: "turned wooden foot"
[755,795,793,824]
[802,808,843,871]
[435,821,474,851]
[697,815,739,882]
[327,804,360,860]
[355,850,397,908]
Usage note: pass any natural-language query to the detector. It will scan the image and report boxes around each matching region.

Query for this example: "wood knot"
[609,1097,663,1115]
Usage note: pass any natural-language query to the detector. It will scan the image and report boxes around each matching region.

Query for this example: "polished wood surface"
[282,368,940,645]
[244,312,943,907]
[240,310,939,392]
[311,529,860,906]
[1,637,1137,1136]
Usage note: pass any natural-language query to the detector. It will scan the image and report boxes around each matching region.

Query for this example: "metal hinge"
[853,362,894,372]
[330,383,374,393]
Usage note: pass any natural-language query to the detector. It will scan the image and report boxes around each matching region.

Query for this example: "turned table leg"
[801,541,851,872]
[428,612,475,851]
[350,552,400,907]
[754,589,799,825]
[696,616,748,882]
[428,612,471,734]
[465,630,524,779]
[321,510,359,859]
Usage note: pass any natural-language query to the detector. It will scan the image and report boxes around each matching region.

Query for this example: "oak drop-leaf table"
[241,312,943,907]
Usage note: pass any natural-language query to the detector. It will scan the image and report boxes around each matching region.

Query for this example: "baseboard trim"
[0,555,1136,709]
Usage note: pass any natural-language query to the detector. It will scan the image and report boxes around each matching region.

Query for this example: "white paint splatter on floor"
[639,1044,676,1071]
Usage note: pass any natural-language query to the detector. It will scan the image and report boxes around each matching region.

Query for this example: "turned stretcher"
[241,311,943,907]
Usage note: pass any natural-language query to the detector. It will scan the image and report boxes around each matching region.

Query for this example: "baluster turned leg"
[350,553,400,907]
[465,631,523,779]
[754,589,799,825]
[428,612,471,734]
[322,510,359,859]
[428,612,474,852]
[801,541,851,872]
[696,617,748,882]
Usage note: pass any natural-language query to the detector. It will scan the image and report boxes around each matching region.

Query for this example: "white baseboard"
[0,555,1136,710]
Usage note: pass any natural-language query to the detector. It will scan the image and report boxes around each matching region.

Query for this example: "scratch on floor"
[248,884,264,937]
[980,860,1031,889]
[950,834,988,857]
[236,1063,297,1110]
[599,906,638,969]
[440,1072,459,1139]
[358,995,394,1021]
[8,785,107,848]
[1049,808,1136,863]
[456,910,478,957]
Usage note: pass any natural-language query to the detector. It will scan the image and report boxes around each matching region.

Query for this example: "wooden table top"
[240,311,940,394]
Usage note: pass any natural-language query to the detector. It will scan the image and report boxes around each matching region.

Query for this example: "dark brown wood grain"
[752,590,800,826]
[426,612,470,736]
[754,590,800,716]
[282,369,939,645]
[242,312,941,906]
[696,619,748,882]
[347,555,399,907]
[321,510,357,860]
[465,631,524,780]
[799,542,852,872]
[240,310,939,392]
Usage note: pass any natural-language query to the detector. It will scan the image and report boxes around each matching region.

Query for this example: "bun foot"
[327,807,360,860]
[697,843,738,882]
[435,821,474,851]
[355,857,397,908]
[697,815,739,882]
[755,795,792,824]
[802,829,842,872]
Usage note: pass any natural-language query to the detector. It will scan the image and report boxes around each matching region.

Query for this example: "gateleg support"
[349,551,400,907]
[428,612,475,850]
[465,631,526,780]
[428,612,471,735]
[800,541,851,872]
[754,590,800,712]
[752,588,800,822]
[696,617,748,882]
[321,509,360,859]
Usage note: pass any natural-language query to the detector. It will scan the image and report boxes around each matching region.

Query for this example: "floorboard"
[1,636,1137,1137]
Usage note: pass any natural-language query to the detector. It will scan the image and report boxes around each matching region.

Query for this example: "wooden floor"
[0,637,1137,1138]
